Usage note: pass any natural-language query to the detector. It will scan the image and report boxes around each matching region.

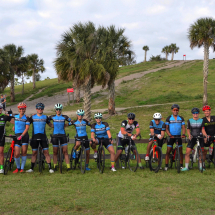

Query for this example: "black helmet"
[127,113,135,119]
[191,107,199,113]
[171,104,180,110]
[36,103,45,109]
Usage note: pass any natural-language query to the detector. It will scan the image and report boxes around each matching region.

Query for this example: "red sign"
[183,55,186,56]
[67,88,74,93]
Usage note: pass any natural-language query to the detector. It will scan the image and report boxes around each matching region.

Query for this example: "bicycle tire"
[149,147,162,173]
[189,155,194,169]
[213,143,215,168]
[169,152,173,169]
[58,143,63,174]
[197,146,203,173]
[119,153,127,169]
[175,146,181,173]
[80,146,86,174]
[4,147,12,175]
[9,158,14,171]
[70,147,76,170]
[39,147,43,173]
[128,146,139,172]
[98,146,105,173]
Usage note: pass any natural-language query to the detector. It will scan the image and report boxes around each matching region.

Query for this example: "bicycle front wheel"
[39,147,43,173]
[128,146,139,172]
[4,147,12,175]
[197,146,203,173]
[175,146,181,173]
[149,147,162,173]
[58,146,63,174]
[98,146,105,173]
[80,147,86,174]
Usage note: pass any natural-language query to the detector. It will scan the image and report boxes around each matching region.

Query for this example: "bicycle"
[148,135,163,173]
[70,137,87,174]
[205,136,215,168]
[3,135,16,175]
[169,135,186,173]
[189,136,205,173]
[50,134,69,173]
[95,137,106,173]
[119,135,139,172]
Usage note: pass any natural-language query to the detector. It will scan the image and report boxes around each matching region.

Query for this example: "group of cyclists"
[0,100,214,174]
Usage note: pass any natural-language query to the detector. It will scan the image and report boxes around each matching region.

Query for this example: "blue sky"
[1,0,215,80]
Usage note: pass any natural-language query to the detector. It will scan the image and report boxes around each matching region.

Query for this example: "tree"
[161,46,170,60]
[142,46,149,62]
[188,17,215,105]
[169,43,179,60]
[97,25,134,115]
[3,44,24,102]
[35,73,41,81]
[27,54,45,89]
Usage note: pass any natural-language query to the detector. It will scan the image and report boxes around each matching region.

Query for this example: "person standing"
[0,95,6,112]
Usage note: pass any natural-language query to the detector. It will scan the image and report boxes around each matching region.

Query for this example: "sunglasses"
[95,117,102,119]
[37,108,44,110]
[192,112,199,114]
[154,119,160,121]
[77,114,84,116]
[128,118,135,120]
[173,109,179,111]
[56,109,62,111]
[19,108,25,110]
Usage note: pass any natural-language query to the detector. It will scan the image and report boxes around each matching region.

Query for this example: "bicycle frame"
[4,135,16,162]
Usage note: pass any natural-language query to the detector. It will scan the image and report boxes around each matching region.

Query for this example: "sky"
[1,0,215,80]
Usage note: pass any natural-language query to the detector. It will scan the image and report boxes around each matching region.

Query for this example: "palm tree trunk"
[22,73,24,95]
[75,87,80,103]
[108,81,115,115]
[83,76,91,121]
[10,70,15,102]
[144,51,147,62]
[33,69,36,89]
[58,74,60,83]
[171,52,174,61]
[166,53,168,60]
[203,43,209,105]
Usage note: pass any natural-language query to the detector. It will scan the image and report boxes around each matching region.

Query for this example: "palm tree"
[142,46,149,62]
[27,54,45,89]
[3,44,24,102]
[161,46,170,60]
[169,43,179,60]
[188,17,215,105]
[97,25,134,115]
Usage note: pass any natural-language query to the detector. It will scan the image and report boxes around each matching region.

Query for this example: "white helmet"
[153,113,162,119]
[54,103,63,110]
[76,109,85,115]
[94,112,103,118]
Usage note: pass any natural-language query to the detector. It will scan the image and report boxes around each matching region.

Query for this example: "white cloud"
[122,22,140,30]
[146,5,167,15]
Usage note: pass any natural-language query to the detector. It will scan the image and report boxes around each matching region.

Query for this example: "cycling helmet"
[171,104,180,110]
[191,107,200,113]
[202,105,211,111]
[127,113,135,119]
[76,109,85,115]
[0,103,3,108]
[94,112,103,118]
[36,103,45,109]
[17,102,27,109]
[153,113,162,119]
[54,103,63,110]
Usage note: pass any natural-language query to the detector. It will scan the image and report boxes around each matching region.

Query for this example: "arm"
[17,125,29,140]
[120,127,132,137]
[107,130,113,144]
[165,125,171,136]
[48,122,54,128]
[91,132,96,142]
[187,128,191,140]
[150,128,154,136]
[132,127,140,140]
[182,124,186,136]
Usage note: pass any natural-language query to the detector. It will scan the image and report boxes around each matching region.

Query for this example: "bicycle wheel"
[197,146,203,173]
[9,157,14,170]
[175,146,181,173]
[169,152,173,169]
[4,147,12,175]
[189,154,194,169]
[149,147,162,173]
[98,146,105,173]
[128,146,139,172]
[119,153,127,169]
[213,144,215,168]
[38,147,43,173]
[58,145,63,174]
[80,147,86,174]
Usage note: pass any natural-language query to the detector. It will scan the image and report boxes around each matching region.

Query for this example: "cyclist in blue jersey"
[49,103,72,171]
[165,104,186,171]
[12,102,30,173]
[26,103,54,173]
[181,108,207,171]
[91,112,116,171]
[70,109,91,170]
[145,113,166,163]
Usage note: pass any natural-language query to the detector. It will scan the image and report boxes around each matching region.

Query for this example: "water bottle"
[193,148,197,162]
[209,146,213,155]
[125,146,129,156]
[76,148,80,156]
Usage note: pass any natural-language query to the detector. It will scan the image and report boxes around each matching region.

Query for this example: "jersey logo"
[122,123,125,126]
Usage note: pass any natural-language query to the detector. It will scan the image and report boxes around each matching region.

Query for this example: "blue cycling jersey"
[13,114,30,134]
[91,122,110,139]
[29,114,50,135]
[149,120,166,134]
[49,114,71,135]
[165,115,185,136]
[72,119,90,137]
[187,118,203,137]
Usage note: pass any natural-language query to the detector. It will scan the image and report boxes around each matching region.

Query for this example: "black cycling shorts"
[75,136,89,149]
[187,138,204,149]
[204,137,215,148]
[149,136,164,148]
[51,134,68,147]
[167,138,182,147]
[96,138,112,149]
[0,135,5,147]
[31,134,49,151]
[14,133,29,147]
[117,138,135,150]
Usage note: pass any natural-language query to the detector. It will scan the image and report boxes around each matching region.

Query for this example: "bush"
[149,55,166,61]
